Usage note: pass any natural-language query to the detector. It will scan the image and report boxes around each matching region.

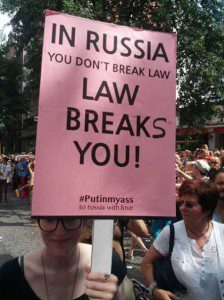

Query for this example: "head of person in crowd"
[197,148,208,160]
[180,150,191,165]
[19,155,27,163]
[214,150,221,157]
[185,149,192,156]
[1,156,8,165]
[210,156,221,170]
[213,170,224,202]
[181,150,187,158]
[192,159,210,179]
[202,144,209,151]
[178,179,219,221]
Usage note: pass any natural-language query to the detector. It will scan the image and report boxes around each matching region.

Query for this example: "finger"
[85,280,117,293]
[86,272,118,284]
[85,288,114,299]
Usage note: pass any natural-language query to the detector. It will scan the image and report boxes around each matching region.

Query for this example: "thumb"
[85,266,91,274]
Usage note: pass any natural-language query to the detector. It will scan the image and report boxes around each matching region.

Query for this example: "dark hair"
[179,179,219,219]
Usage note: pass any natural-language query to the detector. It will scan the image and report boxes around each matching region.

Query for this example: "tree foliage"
[0,0,223,127]
[0,45,24,125]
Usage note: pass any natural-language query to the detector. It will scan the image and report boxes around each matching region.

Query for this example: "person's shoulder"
[211,221,224,241]
[0,257,20,279]
[212,220,224,232]
[212,220,223,226]
[173,220,186,237]
[173,220,184,228]
[0,257,19,270]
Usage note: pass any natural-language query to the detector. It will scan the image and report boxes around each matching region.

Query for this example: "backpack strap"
[168,224,175,257]
[18,256,24,274]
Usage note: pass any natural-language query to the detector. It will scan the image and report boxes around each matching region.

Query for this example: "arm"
[176,167,193,180]
[27,163,32,174]
[126,219,148,238]
[141,246,179,300]
[141,245,163,285]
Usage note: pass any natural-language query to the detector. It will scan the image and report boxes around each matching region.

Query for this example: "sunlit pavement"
[0,189,42,266]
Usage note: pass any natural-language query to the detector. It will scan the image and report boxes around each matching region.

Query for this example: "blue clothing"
[17,161,29,177]
[152,219,172,238]
[213,211,222,223]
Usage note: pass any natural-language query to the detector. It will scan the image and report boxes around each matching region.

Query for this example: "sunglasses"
[178,200,200,209]
[38,218,82,232]
[216,181,224,186]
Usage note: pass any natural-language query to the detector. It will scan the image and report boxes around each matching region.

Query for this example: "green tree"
[0,0,224,128]
[0,43,25,152]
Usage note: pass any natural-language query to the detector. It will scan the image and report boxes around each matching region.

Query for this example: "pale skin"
[23,220,121,300]
[141,194,212,300]
[127,231,148,259]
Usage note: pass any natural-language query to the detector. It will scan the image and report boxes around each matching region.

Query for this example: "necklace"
[187,222,210,238]
[42,246,80,300]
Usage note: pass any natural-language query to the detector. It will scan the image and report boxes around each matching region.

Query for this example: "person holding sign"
[141,179,224,300]
[0,217,124,300]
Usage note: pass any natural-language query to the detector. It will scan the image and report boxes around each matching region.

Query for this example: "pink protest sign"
[32,10,177,217]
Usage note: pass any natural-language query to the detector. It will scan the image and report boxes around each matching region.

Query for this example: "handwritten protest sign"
[32,10,177,217]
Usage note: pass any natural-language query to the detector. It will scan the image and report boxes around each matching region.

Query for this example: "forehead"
[215,172,224,182]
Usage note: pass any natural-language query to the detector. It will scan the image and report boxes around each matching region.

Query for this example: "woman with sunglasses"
[0,217,124,300]
[141,179,224,300]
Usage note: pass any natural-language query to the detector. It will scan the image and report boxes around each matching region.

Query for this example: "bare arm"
[176,167,193,180]
[141,245,163,285]
[27,163,31,173]
[141,246,179,300]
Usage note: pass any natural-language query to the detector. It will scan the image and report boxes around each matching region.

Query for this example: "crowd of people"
[0,145,224,299]
[0,152,35,203]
